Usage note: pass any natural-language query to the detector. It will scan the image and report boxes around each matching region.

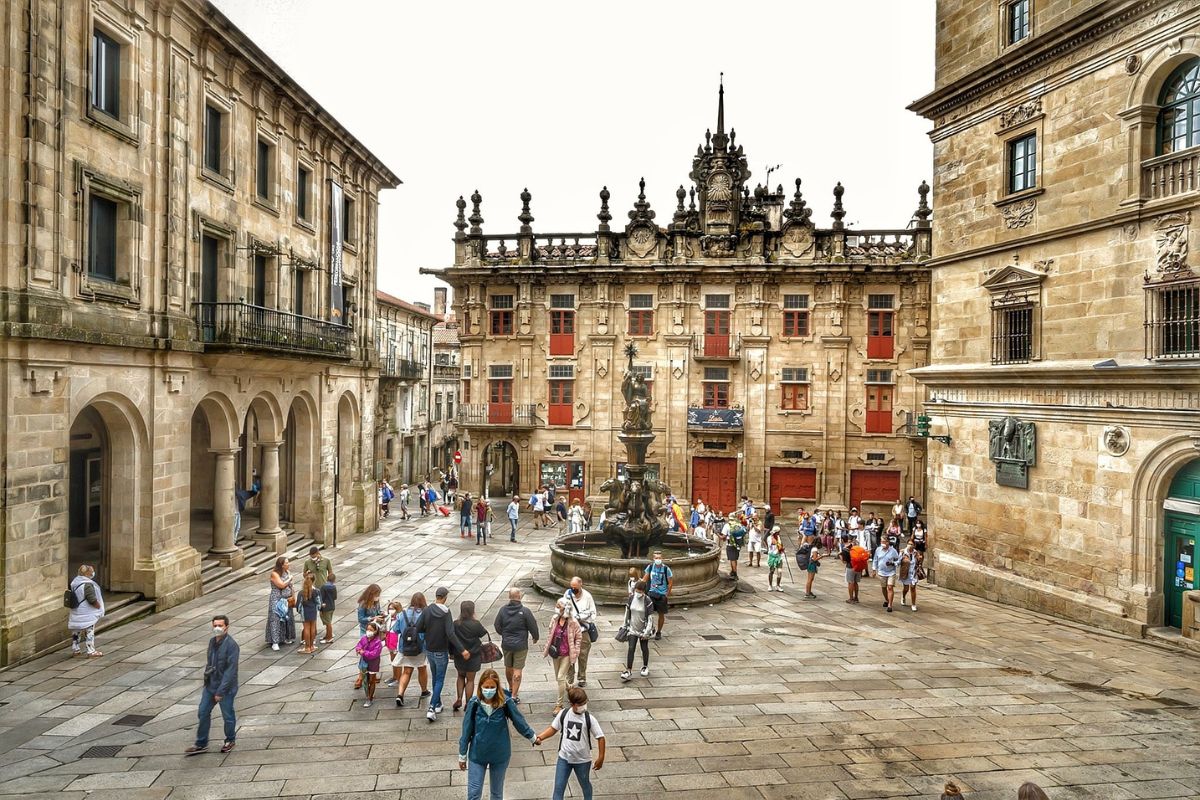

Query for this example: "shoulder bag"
[614,605,630,643]
[480,631,501,663]
[569,594,599,643]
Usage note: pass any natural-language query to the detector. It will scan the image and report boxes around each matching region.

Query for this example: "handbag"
[568,593,600,643]
[614,625,630,643]
[480,632,501,664]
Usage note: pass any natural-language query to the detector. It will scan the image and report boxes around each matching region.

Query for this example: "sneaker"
[184,745,208,756]
[620,670,631,681]
[319,638,334,644]
[271,643,280,651]
[911,605,917,612]
[577,681,587,688]
[220,741,236,754]
[363,700,373,708]
[284,640,294,645]
[654,631,662,640]
[433,705,444,714]
[385,679,398,687]
[426,709,437,723]
[639,666,649,677]
[395,696,404,707]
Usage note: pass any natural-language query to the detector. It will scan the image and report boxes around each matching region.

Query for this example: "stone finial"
[784,178,812,225]
[597,186,612,232]
[831,182,846,230]
[914,180,932,224]
[674,185,687,219]
[688,186,697,212]
[518,187,534,234]
[628,178,656,223]
[468,190,484,235]
[454,195,467,238]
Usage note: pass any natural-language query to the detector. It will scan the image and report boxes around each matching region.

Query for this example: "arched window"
[1159,58,1200,155]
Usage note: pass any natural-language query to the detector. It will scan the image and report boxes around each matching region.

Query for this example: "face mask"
[572,587,582,595]
[366,631,376,638]
[654,559,663,566]
[481,687,497,699]
[574,704,588,713]
[213,626,226,636]
[635,592,645,599]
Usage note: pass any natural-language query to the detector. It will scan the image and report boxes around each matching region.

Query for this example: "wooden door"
[1165,513,1199,628]
[692,457,737,514]
[704,310,730,356]
[488,380,512,424]
[769,467,817,512]
[850,469,901,514]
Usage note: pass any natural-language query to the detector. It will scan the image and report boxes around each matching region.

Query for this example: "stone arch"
[67,392,153,592]
[189,392,240,553]
[192,392,239,451]
[246,391,284,443]
[1125,36,1200,109]
[1129,432,1200,624]
[282,391,319,532]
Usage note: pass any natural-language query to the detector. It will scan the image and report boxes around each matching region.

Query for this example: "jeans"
[467,758,509,800]
[553,757,593,800]
[195,687,236,747]
[233,511,241,541]
[71,626,97,654]
[477,521,488,544]
[509,518,518,540]
[625,637,649,669]
[428,650,449,710]
[461,515,472,534]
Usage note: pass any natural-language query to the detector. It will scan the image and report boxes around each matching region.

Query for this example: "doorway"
[692,456,737,513]
[69,407,108,584]
[484,441,519,498]
[541,461,585,505]
[1164,458,1200,628]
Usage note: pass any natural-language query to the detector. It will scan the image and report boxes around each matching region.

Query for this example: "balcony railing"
[693,333,742,361]
[843,230,918,260]
[434,362,461,379]
[194,302,351,358]
[457,403,541,428]
[381,356,425,380]
[1143,149,1200,201]
[686,405,745,431]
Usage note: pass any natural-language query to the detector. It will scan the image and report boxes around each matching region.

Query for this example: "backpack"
[400,610,422,656]
[556,707,593,749]
[850,546,870,572]
[63,583,82,610]
[795,543,812,570]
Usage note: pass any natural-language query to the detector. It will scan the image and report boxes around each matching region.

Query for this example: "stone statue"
[622,371,651,433]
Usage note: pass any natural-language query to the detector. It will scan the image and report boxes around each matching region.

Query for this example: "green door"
[1165,513,1199,628]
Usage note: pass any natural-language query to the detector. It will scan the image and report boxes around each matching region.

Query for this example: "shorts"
[726,546,741,563]
[767,554,783,569]
[845,569,860,584]
[879,574,896,587]
[392,652,428,669]
[319,610,334,626]
[748,540,763,553]
[649,594,669,614]
[806,562,819,574]
[503,649,529,670]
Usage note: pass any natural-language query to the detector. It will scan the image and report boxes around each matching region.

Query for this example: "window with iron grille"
[702,367,729,409]
[704,367,729,382]
[991,293,1037,364]
[782,294,810,337]
[866,369,894,384]
[781,367,809,411]
[548,365,575,379]
[705,294,730,309]
[550,293,575,308]
[1146,278,1200,360]
[489,364,513,379]
[1007,0,1030,45]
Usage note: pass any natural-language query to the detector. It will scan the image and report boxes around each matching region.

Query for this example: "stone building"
[910,0,1200,635]
[375,291,437,485]
[424,87,932,516]
[430,287,462,477]
[0,0,398,663]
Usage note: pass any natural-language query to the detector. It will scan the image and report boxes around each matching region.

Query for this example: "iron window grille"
[489,365,514,379]
[491,295,514,309]
[628,293,654,308]
[548,365,575,379]
[703,367,730,382]
[991,290,1039,364]
[867,294,895,309]
[1145,275,1200,360]
[705,294,731,309]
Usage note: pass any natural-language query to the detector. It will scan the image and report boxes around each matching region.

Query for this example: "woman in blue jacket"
[457,668,536,800]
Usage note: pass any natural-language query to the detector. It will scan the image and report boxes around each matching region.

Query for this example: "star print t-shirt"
[551,708,605,764]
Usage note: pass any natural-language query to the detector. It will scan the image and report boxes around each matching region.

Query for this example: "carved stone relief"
[1102,426,1130,457]
[998,98,1042,130]
[1000,198,1037,229]
[1154,212,1190,275]
[781,225,815,258]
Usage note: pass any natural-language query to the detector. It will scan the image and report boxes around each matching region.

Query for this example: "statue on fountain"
[602,344,670,559]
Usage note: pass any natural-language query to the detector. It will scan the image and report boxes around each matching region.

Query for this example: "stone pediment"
[981,263,1047,293]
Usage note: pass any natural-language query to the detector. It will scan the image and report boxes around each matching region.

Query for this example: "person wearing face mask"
[899,538,924,612]
[457,669,536,800]
[543,598,583,714]
[562,577,597,688]
[641,551,673,640]
[355,621,384,708]
[185,615,240,755]
[619,581,656,681]
[535,686,606,800]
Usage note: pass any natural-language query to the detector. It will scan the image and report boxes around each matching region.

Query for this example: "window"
[705,294,730,309]
[203,104,227,176]
[1007,0,1030,45]
[490,294,514,335]
[1158,59,1200,156]
[488,365,513,424]
[1147,279,1200,359]
[628,293,654,336]
[489,365,513,379]
[296,165,311,221]
[255,139,274,202]
[991,300,1035,364]
[293,269,306,316]
[91,30,121,119]
[548,365,574,426]
[550,293,575,308]
[782,294,810,337]
[703,296,731,356]
[632,365,653,399]
[343,196,356,244]
[1008,133,1037,194]
[781,367,809,411]
[867,294,895,359]
[88,195,119,282]
[446,392,455,420]
[549,297,575,356]
[865,370,894,434]
[252,254,269,307]
[702,366,729,409]
[462,379,471,404]
[434,392,443,422]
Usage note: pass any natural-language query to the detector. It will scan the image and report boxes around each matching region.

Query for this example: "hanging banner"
[329,180,344,323]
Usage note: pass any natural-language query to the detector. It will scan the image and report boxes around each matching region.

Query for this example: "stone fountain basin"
[542,531,736,605]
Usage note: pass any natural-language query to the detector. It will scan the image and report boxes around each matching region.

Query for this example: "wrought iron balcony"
[194,302,351,358]
[693,333,742,361]
[457,403,541,428]
[686,405,745,431]
[1143,149,1200,201]
[380,355,425,380]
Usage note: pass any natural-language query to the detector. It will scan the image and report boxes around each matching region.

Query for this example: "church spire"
[717,72,725,136]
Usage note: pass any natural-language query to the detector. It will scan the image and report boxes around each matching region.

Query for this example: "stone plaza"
[1,511,1198,800]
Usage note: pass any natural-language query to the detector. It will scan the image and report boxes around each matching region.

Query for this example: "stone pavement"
[2,510,1200,800]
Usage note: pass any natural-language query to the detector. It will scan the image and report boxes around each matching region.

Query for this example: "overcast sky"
[212,0,936,306]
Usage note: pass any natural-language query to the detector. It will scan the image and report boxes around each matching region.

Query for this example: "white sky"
[211,0,936,306]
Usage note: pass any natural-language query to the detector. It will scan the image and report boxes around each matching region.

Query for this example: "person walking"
[531,489,546,529]
[453,601,488,713]
[354,584,383,689]
[475,497,490,545]
[494,587,539,704]
[874,534,901,612]
[67,564,105,657]
[379,479,394,519]
[763,503,776,540]
[418,481,429,516]
[355,621,383,707]
[457,669,537,800]
[563,577,597,687]
[802,532,822,599]
[642,551,672,640]
[568,499,586,534]
[535,686,606,800]
[619,581,656,681]
[296,572,321,654]
[265,557,295,652]
[725,516,745,580]
[506,495,520,542]
[185,615,240,755]
[899,538,924,612]
[766,527,786,592]
[418,586,471,723]
[905,495,923,533]
[747,517,763,568]
[543,598,583,713]
[554,496,569,532]
[392,592,431,708]
[459,494,474,538]
[400,483,411,519]
[232,482,258,544]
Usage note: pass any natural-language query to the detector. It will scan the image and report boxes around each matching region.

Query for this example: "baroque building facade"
[374,291,436,485]
[425,88,932,517]
[910,0,1200,635]
[0,0,398,663]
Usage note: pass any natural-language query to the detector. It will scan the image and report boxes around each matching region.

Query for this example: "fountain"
[537,345,734,605]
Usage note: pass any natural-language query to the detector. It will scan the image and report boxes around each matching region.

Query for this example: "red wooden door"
[865,385,893,434]
[769,467,817,510]
[867,310,894,359]
[704,310,730,356]
[849,469,901,512]
[692,457,737,514]
[548,380,573,426]
[549,310,575,356]
[488,380,512,424]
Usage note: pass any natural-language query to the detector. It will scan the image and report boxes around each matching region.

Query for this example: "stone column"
[254,440,288,554]
[210,449,245,569]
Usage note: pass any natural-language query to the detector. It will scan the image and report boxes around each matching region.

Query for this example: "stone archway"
[334,391,361,545]
[188,393,243,567]
[281,392,318,535]
[482,440,519,499]
[240,393,285,549]
[67,395,152,594]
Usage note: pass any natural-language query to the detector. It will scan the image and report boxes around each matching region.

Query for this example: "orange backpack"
[849,546,869,572]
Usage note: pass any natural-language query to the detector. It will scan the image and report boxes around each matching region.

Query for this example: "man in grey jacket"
[493,587,539,704]
[186,615,240,755]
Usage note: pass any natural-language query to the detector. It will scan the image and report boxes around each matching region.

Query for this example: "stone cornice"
[911,360,1200,389]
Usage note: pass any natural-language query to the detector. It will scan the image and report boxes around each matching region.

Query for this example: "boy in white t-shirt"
[535,686,605,800]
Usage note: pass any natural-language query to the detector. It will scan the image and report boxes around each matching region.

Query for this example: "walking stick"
[783,541,796,585]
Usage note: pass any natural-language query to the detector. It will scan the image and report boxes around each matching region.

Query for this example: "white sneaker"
[639,666,649,677]
[426,709,437,723]
[911,605,917,612]
[620,670,631,681]
[271,643,279,651]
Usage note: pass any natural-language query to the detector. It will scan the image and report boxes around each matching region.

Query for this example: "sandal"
[87,651,104,658]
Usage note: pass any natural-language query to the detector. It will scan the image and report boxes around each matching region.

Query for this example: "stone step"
[95,596,155,634]
[202,567,257,595]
